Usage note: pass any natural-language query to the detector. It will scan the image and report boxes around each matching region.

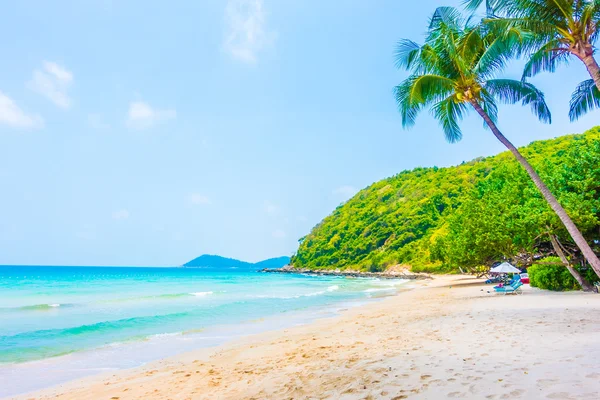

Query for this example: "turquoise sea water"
[0,265,408,396]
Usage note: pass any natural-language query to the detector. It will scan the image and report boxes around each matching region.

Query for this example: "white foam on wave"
[189,291,213,297]
[253,285,339,299]
[364,287,395,293]
[303,290,326,297]
[374,279,409,287]
[149,332,182,339]
[49,303,61,307]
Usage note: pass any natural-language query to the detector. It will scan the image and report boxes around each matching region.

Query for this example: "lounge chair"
[493,276,520,289]
[494,281,523,295]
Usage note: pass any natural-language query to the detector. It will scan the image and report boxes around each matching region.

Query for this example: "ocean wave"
[102,291,217,303]
[1,311,192,345]
[149,332,183,338]
[1,303,73,312]
[3,291,217,312]
[373,279,409,287]
[189,291,213,297]
[363,287,395,293]
[254,285,340,299]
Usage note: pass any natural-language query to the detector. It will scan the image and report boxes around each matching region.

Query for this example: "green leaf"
[569,79,600,121]
[485,79,551,123]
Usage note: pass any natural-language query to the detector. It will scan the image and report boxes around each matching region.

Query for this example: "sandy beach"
[14,275,600,400]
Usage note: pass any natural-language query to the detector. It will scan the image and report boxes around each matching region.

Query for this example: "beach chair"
[494,276,520,288]
[494,281,523,295]
[485,276,500,284]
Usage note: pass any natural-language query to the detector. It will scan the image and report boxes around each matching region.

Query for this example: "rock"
[258,266,430,280]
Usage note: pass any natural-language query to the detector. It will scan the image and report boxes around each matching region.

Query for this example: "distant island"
[183,254,290,269]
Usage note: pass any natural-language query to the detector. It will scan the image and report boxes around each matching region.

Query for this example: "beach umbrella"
[490,262,521,274]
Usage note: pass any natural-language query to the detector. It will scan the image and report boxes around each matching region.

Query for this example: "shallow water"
[0,265,408,397]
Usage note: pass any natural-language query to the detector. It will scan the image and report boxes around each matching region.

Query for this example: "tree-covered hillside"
[291,128,600,272]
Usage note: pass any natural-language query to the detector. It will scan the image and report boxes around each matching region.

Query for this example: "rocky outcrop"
[259,265,430,280]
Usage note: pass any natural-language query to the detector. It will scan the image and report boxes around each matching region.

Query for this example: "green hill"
[291,127,600,273]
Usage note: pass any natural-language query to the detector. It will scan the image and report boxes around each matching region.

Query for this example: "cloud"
[112,209,130,220]
[272,229,286,239]
[333,185,358,200]
[188,193,211,205]
[224,0,275,63]
[27,61,73,109]
[296,215,308,222]
[126,101,176,130]
[0,91,43,129]
[263,200,281,216]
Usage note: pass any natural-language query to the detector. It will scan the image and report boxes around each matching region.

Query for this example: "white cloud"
[27,61,73,109]
[272,229,286,239]
[126,101,176,130]
[188,193,211,205]
[333,185,358,200]
[112,209,130,220]
[224,0,275,63]
[263,200,281,216]
[0,91,43,129]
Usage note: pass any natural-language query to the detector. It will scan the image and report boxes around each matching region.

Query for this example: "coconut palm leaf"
[470,0,600,118]
[569,79,600,121]
[431,96,469,143]
[485,79,551,123]
[522,40,570,78]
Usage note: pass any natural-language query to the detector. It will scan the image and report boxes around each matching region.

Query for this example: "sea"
[0,265,409,397]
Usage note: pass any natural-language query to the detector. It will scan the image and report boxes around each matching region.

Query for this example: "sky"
[0,0,598,266]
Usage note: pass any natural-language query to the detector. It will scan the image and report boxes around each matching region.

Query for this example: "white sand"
[14,276,600,400]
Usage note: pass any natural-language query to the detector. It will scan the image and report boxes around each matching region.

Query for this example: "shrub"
[528,257,581,291]
[367,264,385,273]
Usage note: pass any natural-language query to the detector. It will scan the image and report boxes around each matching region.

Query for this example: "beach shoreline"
[12,275,600,400]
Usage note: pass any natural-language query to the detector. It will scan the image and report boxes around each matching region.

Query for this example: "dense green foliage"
[528,259,580,291]
[291,127,600,272]
[527,256,599,291]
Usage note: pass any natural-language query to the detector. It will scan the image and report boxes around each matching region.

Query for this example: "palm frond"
[475,26,529,78]
[431,96,469,143]
[569,79,600,121]
[429,6,465,32]
[546,0,575,23]
[485,78,552,123]
[480,89,499,125]
[581,0,600,44]
[462,0,504,15]
[394,74,455,128]
[394,39,423,71]
[522,40,570,79]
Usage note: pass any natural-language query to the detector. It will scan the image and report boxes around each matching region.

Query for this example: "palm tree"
[395,6,600,277]
[464,0,600,121]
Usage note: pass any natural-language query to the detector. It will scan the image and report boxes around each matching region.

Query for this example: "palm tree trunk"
[581,54,600,92]
[548,233,593,292]
[469,100,600,277]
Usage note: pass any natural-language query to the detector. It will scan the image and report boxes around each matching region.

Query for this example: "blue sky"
[0,0,598,266]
